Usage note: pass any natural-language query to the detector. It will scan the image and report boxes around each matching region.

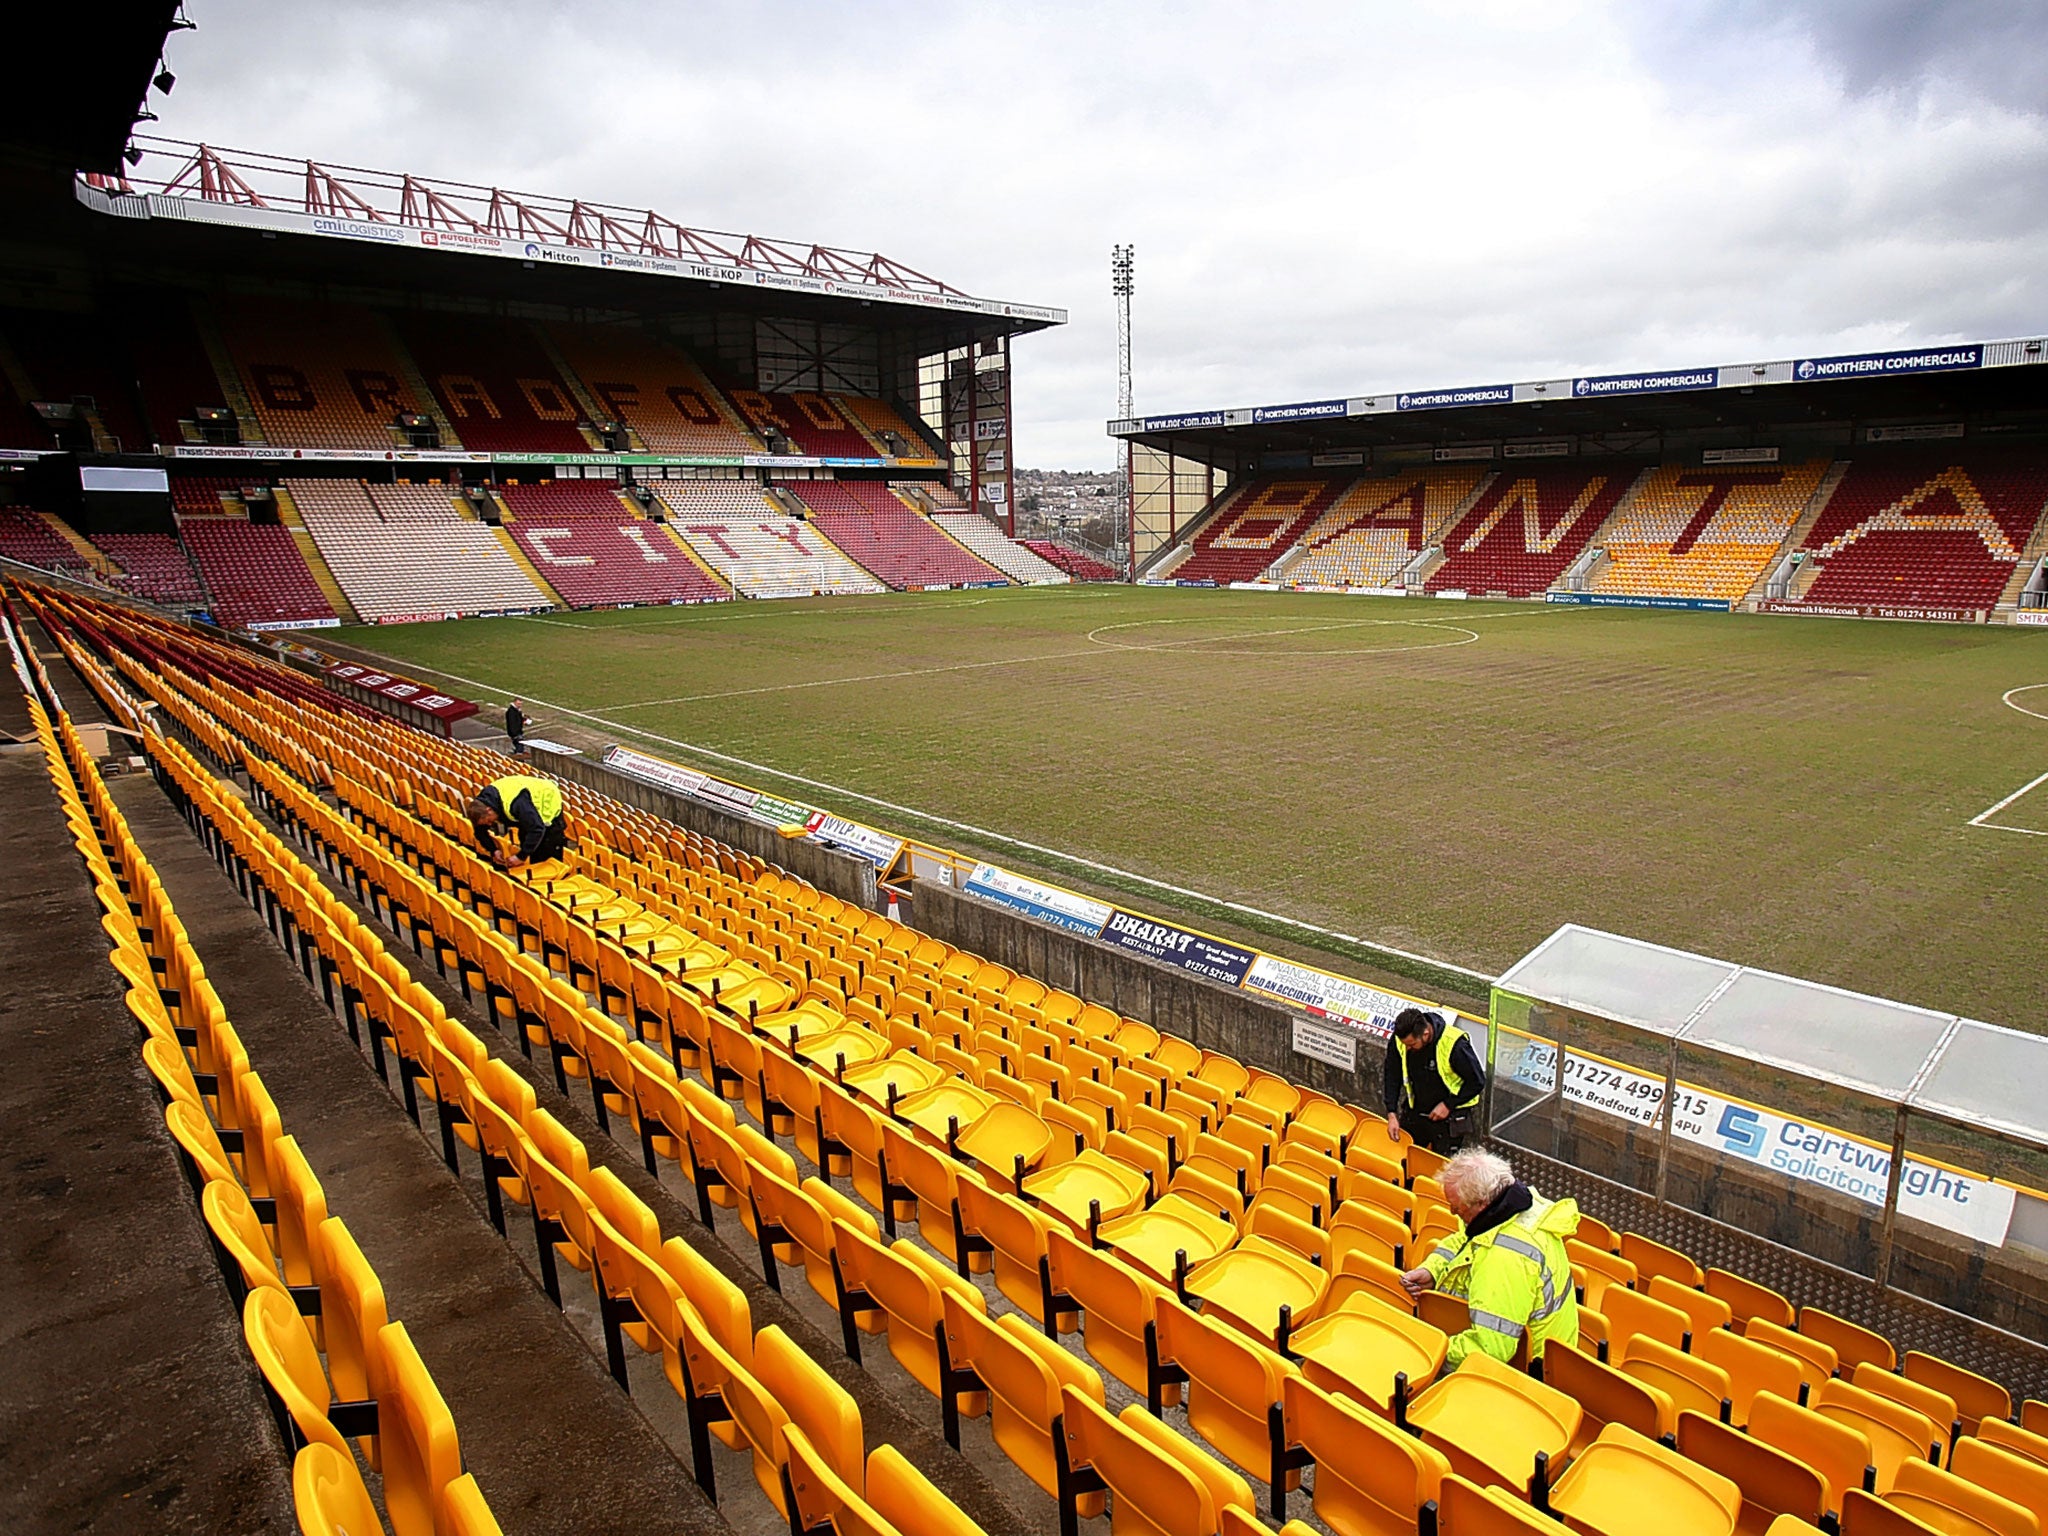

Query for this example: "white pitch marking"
[1086,614,1482,656]
[1968,770,2048,832]
[2003,684,2048,723]
[361,650,1493,985]
[603,646,1107,709]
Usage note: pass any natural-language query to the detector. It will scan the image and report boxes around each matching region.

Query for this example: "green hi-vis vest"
[490,774,562,824]
[1402,1021,1481,1110]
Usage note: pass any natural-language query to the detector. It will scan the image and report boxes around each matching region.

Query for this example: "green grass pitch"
[341,585,2048,1031]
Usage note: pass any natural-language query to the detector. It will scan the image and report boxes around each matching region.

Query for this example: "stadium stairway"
[98,743,716,1533]
[0,714,298,1533]
[187,300,268,446]
[273,486,362,623]
[1742,461,1849,606]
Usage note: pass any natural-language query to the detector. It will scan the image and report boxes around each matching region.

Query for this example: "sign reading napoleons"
[1100,910,1256,985]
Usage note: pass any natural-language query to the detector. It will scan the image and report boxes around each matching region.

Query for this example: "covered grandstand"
[1116,340,2048,623]
[0,130,1064,625]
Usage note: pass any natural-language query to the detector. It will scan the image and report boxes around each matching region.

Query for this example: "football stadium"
[5,7,2048,1536]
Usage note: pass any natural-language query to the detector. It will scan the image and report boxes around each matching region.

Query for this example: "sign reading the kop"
[1100,910,1256,985]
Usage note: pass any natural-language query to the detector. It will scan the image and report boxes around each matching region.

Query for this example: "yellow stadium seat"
[1057,1383,1253,1536]
[243,1287,352,1458]
[1549,1422,1741,1536]
[1272,1372,1451,1532]
[939,1292,1105,1509]
[1749,1390,1876,1519]
[1885,1458,2038,1536]
[1405,1350,1581,1498]
[375,1321,463,1536]
[291,1443,386,1536]
[1676,1409,1830,1534]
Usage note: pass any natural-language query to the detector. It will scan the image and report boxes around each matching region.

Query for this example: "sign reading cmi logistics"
[1100,909,1257,985]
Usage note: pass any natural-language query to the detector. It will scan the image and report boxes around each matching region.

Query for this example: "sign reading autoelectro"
[1573,368,1717,397]
[1101,910,1256,985]
[1397,384,1513,411]
[1793,345,1982,381]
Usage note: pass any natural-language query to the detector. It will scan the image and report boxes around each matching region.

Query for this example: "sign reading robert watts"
[1099,910,1256,985]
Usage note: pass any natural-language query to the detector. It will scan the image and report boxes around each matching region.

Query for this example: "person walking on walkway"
[505,698,528,757]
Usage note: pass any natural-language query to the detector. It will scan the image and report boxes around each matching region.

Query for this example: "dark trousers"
[525,818,567,865]
[1400,1105,1477,1155]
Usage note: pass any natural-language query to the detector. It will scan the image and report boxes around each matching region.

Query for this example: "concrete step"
[0,751,297,1535]
[107,768,722,1536]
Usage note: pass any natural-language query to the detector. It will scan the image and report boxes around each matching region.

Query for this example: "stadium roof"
[1110,335,2048,465]
[3,4,181,175]
[72,138,1065,338]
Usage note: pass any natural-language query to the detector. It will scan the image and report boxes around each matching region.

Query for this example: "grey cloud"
[156,2,2048,467]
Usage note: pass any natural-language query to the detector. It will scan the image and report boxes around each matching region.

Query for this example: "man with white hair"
[1401,1147,1580,1369]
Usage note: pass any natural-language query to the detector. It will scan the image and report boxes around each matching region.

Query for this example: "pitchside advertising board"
[599,747,905,868]
[1498,1033,2017,1246]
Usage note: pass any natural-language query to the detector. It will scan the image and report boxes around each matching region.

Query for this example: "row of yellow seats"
[33,699,501,1536]
[224,749,999,1536]
[226,693,1534,1536]
[59,585,2048,1536]
[320,719,2048,1536]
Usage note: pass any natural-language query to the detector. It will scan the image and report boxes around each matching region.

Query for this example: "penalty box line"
[1967,770,2048,837]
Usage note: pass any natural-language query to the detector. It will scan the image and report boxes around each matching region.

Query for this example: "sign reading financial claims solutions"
[1100,910,1257,986]
[1501,1037,2016,1246]
[1242,954,1424,1040]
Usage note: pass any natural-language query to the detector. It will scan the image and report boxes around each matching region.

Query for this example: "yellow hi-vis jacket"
[487,774,562,824]
[1402,1020,1482,1111]
[1423,1189,1580,1368]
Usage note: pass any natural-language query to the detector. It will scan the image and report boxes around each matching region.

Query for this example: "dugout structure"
[1484,923,2048,1396]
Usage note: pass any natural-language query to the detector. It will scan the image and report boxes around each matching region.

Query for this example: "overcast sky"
[152,1,2048,468]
